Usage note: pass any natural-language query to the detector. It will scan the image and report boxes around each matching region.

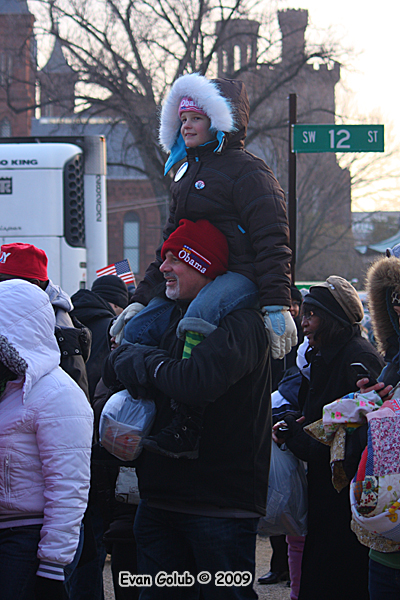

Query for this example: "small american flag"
[96,259,136,287]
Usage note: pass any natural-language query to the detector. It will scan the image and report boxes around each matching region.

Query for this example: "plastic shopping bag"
[99,390,156,461]
[259,441,308,537]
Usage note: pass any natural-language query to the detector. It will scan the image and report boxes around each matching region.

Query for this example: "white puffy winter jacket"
[0,279,93,581]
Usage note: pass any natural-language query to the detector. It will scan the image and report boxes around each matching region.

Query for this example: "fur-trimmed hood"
[366,256,400,354]
[0,279,60,400]
[159,74,250,174]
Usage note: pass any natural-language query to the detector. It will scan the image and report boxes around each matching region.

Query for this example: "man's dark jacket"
[71,289,116,403]
[133,304,271,516]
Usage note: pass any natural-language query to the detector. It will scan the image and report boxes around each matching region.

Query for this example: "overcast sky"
[275,0,400,210]
[31,0,399,209]
[278,1,400,137]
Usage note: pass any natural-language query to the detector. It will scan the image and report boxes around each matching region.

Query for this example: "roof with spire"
[0,0,30,14]
[41,37,75,75]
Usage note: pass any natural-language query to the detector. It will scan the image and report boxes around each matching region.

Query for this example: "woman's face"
[301,309,321,348]
[290,300,300,319]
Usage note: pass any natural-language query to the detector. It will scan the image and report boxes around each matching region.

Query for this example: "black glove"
[103,344,169,398]
[281,413,313,462]
[282,413,305,437]
[102,346,126,392]
[284,413,331,464]
[34,576,64,600]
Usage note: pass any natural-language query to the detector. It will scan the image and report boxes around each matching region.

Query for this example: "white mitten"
[262,306,298,360]
[109,302,145,344]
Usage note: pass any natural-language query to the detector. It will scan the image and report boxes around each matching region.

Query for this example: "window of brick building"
[0,117,11,137]
[124,211,140,273]
[0,54,13,86]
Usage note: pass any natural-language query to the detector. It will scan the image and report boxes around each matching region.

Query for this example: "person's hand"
[262,306,298,360]
[272,416,305,444]
[356,378,392,399]
[103,343,169,398]
[109,302,145,344]
[34,576,64,600]
[102,346,125,392]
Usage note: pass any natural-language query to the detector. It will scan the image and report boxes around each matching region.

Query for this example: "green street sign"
[292,124,384,153]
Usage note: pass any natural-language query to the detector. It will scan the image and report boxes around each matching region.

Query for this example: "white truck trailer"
[0,135,107,295]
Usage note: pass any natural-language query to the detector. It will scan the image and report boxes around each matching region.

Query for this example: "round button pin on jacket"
[174,162,188,182]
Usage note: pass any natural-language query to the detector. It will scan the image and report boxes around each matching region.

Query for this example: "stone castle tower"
[215,9,357,281]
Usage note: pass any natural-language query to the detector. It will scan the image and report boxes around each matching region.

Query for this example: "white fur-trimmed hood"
[0,279,60,399]
[159,73,236,153]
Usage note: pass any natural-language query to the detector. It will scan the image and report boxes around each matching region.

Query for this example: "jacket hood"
[366,256,400,355]
[159,74,249,174]
[70,289,116,325]
[0,279,60,400]
[45,279,73,313]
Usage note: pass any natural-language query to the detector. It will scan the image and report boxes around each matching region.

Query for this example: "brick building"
[0,0,35,137]
[0,2,358,284]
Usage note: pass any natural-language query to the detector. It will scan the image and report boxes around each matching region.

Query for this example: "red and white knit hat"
[178,97,208,117]
[161,219,229,280]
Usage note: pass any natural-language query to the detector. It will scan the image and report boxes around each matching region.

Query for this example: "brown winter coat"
[132,77,292,308]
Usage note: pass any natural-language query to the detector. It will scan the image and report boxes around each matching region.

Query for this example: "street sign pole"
[288,118,384,281]
[288,94,297,284]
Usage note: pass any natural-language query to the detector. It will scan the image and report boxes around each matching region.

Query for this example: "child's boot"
[142,405,203,459]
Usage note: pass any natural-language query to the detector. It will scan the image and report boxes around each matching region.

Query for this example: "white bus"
[0,136,107,296]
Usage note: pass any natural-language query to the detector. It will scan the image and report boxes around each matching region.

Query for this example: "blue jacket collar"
[164,130,226,175]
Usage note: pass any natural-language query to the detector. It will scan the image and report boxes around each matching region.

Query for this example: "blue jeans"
[64,523,85,587]
[0,525,41,600]
[369,558,400,599]
[133,500,258,600]
[66,503,107,600]
[124,296,176,346]
[124,272,259,345]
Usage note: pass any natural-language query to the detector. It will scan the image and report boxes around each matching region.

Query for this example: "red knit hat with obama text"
[161,219,228,280]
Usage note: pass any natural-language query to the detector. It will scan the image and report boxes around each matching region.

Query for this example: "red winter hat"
[161,219,229,280]
[0,243,48,281]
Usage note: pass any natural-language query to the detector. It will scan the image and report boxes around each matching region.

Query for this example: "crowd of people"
[1,72,399,600]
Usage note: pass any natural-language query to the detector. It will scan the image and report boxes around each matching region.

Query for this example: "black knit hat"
[291,285,303,304]
[91,275,129,309]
